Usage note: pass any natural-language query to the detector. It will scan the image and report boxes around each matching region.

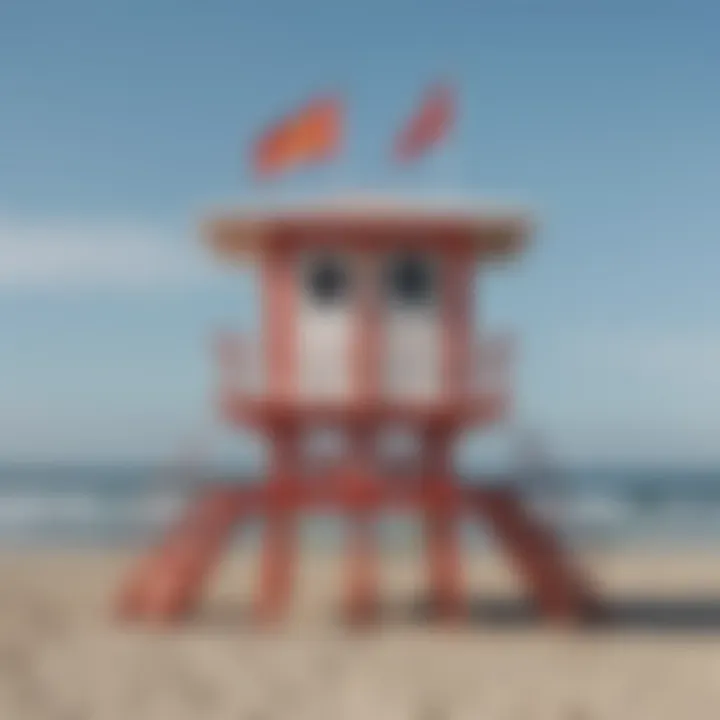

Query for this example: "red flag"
[394,83,455,162]
[252,96,343,179]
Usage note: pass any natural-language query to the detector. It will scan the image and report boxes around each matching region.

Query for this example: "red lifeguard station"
[117,196,598,625]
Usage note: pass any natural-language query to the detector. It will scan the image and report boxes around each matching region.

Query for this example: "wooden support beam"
[468,486,599,623]
[422,430,464,621]
[344,428,379,625]
[116,474,599,627]
[116,488,246,622]
[255,430,299,623]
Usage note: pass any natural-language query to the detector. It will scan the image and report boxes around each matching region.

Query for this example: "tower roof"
[204,194,532,261]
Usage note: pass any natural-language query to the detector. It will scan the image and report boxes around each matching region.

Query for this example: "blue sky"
[1,0,719,464]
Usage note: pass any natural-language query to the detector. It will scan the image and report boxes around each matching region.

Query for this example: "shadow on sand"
[187,594,720,635]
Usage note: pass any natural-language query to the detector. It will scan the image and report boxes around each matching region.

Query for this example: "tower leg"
[422,430,464,621]
[473,487,599,624]
[345,508,377,625]
[344,429,378,625]
[255,431,298,623]
[116,487,246,622]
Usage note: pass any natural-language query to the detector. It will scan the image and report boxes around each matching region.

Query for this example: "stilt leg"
[255,431,297,624]
[424,505,463,621]
[256,510,295,623]
[345,509,376,625]
[343,430,378,625]
[116,487,246,623]
[473,487,599,624]
[423,431,464,622]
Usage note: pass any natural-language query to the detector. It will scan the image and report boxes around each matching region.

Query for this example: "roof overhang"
[203,195,533,262]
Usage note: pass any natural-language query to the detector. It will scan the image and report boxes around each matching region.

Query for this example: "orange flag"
[252,96,343,179]
[394,83,455,162]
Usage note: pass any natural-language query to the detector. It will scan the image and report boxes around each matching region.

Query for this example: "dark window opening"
[386,254,435,306]
[304,255,350,305]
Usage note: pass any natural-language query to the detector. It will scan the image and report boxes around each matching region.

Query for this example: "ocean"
[1,463,720,550]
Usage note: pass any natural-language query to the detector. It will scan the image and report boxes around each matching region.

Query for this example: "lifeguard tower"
[117,197,598,625]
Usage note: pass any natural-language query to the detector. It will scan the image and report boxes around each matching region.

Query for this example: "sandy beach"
[1,549,720,719]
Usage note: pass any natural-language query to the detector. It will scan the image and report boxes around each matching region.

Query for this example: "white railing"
[215,331,514,404]
[473,334,513,400]
[215,333,265,397]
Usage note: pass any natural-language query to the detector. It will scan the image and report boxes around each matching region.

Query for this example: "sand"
[2,548,720,719]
